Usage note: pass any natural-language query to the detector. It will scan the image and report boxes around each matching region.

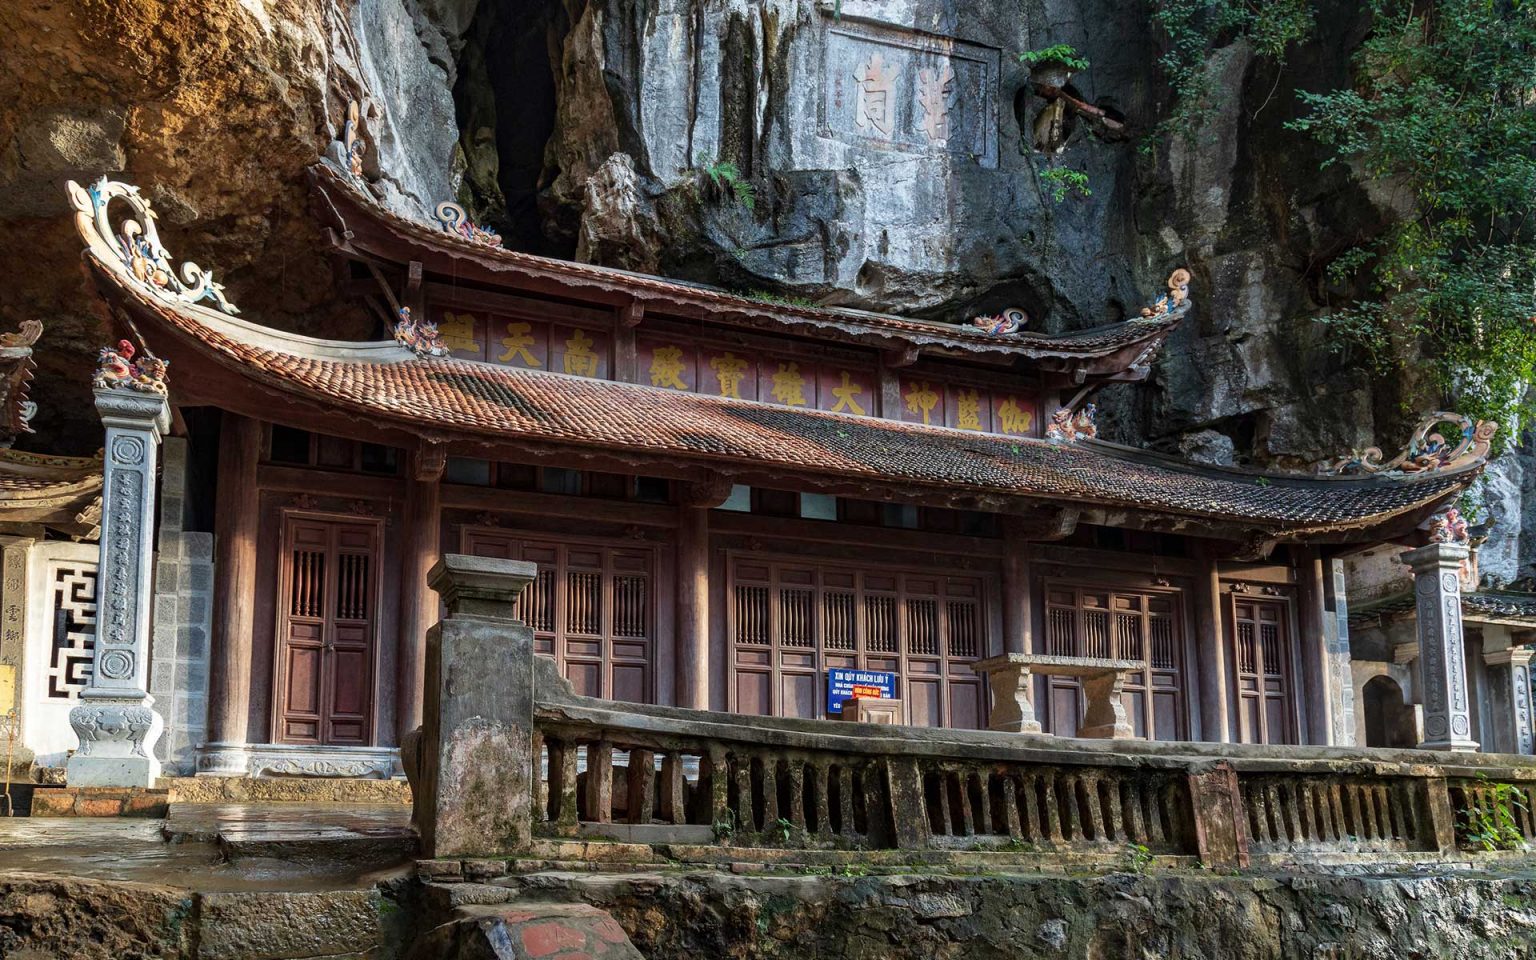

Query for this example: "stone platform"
[30,785,170,817]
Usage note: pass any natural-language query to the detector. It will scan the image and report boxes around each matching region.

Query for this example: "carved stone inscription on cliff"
[823,21,999,167]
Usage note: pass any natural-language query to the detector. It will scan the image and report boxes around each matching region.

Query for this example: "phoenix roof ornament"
[1316,412,1498,476]
[67,178,239,315]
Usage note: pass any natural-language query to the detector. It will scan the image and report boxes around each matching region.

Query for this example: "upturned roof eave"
[307,162,1186,371]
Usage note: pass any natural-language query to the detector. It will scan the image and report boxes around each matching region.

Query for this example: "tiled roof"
[0,448,102,540]
[1349,590,1536,626]
[93,255,1478,536]
[311,163,1185,369]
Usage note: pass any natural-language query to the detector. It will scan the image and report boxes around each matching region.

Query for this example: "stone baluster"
[66,387,171,787]
[1401,542,1479,751]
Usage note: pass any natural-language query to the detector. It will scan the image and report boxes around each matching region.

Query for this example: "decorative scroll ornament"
[1139,268,1192,320]
[66,178,239,315]
[92,340,169,395]
[969,306,1029,336]
[0,320,43,351]
[1315,412,1498,476]
[1046,402,1097,443]
[393,306,448,358]
[434,201,502,248]
[1426,507,1471,545]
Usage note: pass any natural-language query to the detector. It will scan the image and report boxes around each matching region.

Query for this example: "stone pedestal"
[1483,647,1534,756]
[66,389,169,787]
[1401,542,1479,752]
[971,653,1140,739]
[413,553,538,859]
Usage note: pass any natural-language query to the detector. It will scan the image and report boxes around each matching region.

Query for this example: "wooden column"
[1193,551,1230,743]
[1295,547,1333,745]
[1001,519,1032,655]
[201,413,262,775]
[396,443,445,740]
[676,478,729,710]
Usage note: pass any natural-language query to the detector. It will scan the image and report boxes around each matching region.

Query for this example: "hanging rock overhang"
[307,163,1185,381]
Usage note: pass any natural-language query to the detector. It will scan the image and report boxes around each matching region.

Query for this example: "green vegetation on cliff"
[1154,0,1536,440]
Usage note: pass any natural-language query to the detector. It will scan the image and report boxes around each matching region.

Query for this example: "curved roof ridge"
[310,162,1188,365]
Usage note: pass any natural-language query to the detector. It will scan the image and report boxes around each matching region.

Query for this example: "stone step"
[159,775,410,805]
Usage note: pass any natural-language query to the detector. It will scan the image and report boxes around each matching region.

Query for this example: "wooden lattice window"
[1231,596,1296,745]
[463,528,655,703]
[1043,583,1188,740]
[728,556,990,728]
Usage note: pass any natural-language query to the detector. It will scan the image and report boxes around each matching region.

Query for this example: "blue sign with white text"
[827,668,897,714]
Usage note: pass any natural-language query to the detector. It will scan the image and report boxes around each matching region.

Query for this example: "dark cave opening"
[454,0,571,257]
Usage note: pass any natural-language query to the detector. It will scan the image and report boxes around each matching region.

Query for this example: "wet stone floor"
[0,803,416,891]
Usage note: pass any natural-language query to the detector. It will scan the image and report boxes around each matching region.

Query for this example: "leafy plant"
[1285,0,1536,438]
[1148,0,1314,138]
[774,817,795,843]
[1458,774,1529,852]
[1040,166,1092,203]
[712,815,737,842]
[1019,44,1091,72]
[744,289,818,308]
[1123,842,1155,874]
[698,158,756,211]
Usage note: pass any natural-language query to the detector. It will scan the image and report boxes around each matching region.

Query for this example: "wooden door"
[274,514,381,745]
[462,528,655,703]
[1230,595,1297,744]
[727,555,988,728]
[1042,583,1188,740]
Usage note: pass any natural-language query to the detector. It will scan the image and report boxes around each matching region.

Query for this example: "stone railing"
[409,556,1536,869]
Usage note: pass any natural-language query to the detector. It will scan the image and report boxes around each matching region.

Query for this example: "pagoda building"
[42,133,1503,781]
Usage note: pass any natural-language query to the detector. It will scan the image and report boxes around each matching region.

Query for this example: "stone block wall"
[147,437,213,775]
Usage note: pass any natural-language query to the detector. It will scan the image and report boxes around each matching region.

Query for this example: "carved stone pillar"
[1401,542,1478,752]
[1483,647,1534,756]
[66,388,170,787]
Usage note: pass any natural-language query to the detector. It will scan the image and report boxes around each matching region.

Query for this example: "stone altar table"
[970,653,1143,739]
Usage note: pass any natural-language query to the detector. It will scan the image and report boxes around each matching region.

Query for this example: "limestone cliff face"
[2,0,1530,571]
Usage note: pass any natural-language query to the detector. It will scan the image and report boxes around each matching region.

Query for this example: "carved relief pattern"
[1415,573,1448,739]
[68,703,157,757]
[46,563,98,700]
[1514,664,1532,755]
[99,469,141,677]
[825,23,999,166]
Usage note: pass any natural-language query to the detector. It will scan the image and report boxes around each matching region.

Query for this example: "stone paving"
[0,802,414,891]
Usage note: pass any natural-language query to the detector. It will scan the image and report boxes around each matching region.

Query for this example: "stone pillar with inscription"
[1483,646,1535,756]
[1401,541,1479,752]
[66,379,170,787]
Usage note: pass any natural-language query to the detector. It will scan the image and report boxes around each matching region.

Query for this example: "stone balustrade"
[411,555,1536,870]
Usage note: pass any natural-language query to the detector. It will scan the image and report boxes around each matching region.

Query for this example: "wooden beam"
[622,301,646,328]
[206,413,263,759]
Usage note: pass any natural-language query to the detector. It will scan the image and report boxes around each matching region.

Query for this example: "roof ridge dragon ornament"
[434,201,502,248]
[1315,412,1498,475]
[66,178,239,315]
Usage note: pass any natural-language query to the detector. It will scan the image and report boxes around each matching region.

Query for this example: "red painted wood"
[462,526,657,704]
[274,513,382,745]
